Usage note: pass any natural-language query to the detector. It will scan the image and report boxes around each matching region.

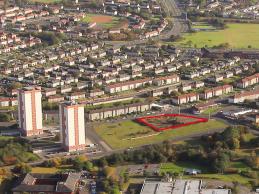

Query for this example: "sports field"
[81,14,125,29]
[176,23,259,49]
[93,119,227,149]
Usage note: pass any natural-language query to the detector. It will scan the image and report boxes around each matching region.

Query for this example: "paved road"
[85,122,113,152]
[105,0,189,47]
[160,0,188,35]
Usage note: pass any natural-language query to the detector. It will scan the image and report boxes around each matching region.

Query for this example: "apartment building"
[59,102,86,152]
[18,87,43,136]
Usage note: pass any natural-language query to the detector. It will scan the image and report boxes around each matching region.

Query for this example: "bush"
[224,168,239,174]
[241,170,258,179]
[13,163,32,174]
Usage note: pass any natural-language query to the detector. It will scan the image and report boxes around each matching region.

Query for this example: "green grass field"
[93,119,227,149]
[31,167,59,174]
[160,161,253,185]
[176,23,259,49]
[81,14,122,29]
[31,165,75,174]
[192,22,215,30]
[192,174,252,185]
[160,162,208,174]
[201,106,222,115]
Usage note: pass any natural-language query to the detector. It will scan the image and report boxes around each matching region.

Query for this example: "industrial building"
[140,179,231,194]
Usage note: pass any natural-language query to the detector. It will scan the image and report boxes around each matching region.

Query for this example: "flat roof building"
[140,180,231,194]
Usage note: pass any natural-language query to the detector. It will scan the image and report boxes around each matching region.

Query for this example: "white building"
[140,179,231,194]
[59,102,86,152]
[18,87,43,136]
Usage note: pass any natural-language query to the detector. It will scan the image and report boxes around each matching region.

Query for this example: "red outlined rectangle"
[136,114,208,132]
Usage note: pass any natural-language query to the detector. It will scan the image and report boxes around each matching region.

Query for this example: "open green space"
[160,160,252,185]
[191,174,252,185]
[192,22,215,30]
[201,106,222,115]
[94,119,227,149]
[31,165,75,174]
[160,161,208,174]
[81,14,122,29]
[221,76,241,84]
[31,167,59,174]
[175,23,259,49]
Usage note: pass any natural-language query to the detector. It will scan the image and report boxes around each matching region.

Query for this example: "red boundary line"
[136,114,208,132]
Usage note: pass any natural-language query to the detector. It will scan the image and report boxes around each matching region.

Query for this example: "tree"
[256,157,259,168]
[51,158,62,167]
[246,151,259,168]
[222,127,241,149]
[85,161,94,171]
[34,32,62,45]
[0,113,12,122]
[73,156,88,171]
[231,138,240,150]
[104,166,116,179]
[256,63,259,73]
[13,163,31,174]
[3,0,8,10]
[99,158,108,167]
[213,153,230,173]
[124,173,129,183]
[196,0,206,6]
[9,82,22,89]
[110,186,120,194]
[232,181,240,194]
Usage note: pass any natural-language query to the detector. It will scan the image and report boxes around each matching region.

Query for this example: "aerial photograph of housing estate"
[0,0,258,193]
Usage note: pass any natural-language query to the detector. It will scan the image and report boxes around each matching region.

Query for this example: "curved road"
[105,0,189,47]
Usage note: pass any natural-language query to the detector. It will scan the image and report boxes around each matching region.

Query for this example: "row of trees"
[95,126,259,174]
[0,137,38,166]
[9,126,258,193]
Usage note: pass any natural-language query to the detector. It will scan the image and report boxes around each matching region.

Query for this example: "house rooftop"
[12,173,80,193]
[21,86,41,91]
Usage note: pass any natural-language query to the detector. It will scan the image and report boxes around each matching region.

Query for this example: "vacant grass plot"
[93,119,227,149]
[160,161,253,185]
[176,23,259,49]
[193,174,253,185]
[31,165,75,174]
[192,22,215,30]
[160,162,208,174]
[81,14,123,29]
[201,106,222,115]
[31,167,59,174]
